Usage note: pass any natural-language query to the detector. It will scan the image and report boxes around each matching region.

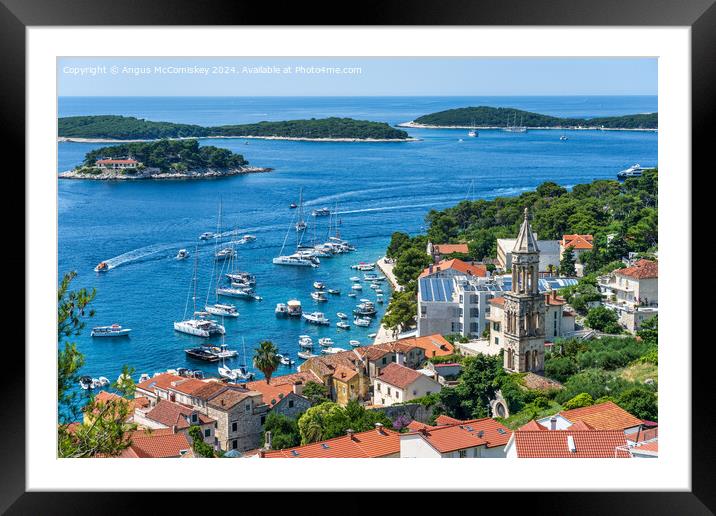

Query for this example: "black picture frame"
[4,0,711,512]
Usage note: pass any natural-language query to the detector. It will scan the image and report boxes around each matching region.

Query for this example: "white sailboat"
[295,187,307,232]
[274,205,320,268]
[174,246,226,338]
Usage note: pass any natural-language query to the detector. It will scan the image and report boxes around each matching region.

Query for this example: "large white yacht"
[174,316,225,338]
[204,303,239,318]
[273,253,319,268]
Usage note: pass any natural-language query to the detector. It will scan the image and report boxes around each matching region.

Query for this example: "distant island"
[400,106,658,131]
[58,115,414,142]
[58,139,271,180]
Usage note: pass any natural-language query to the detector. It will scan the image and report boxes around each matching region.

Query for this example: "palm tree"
[253,340,280,384]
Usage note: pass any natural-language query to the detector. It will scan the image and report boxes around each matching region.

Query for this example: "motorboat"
[368,333,377,339]
[273,254,319,268]
[91,324,131,337]
[176,367,191,377]
[205,303,239,318]
[215,247,236,261]
[79,376,94,390]
[321,347,347,355]
[218,360,255,381]
[275,303,288,317]
[370,283,380,290]
[96,376,110,387]
[137,373,151,383]
[204,343,238,359]
[277,353,295,366]
[363,273,379,281]
[176,249,190,260]
[217,287,262,301]
[351,284,363,291]
[617,163,653,180]
[560,135,569,141]
[354,301,377,317]
[289,202,298,209]
[295,221,308,232]
[287,299,302,317]
[318,337,334,347]
[347,292,357,298]
[337,312,348,319]
[350,276,361,282]
[185,347,221,362]
[226,272,256,285]
[349,340,361,347]
[327,288,340,295]
[337,321,350,330]
[376,295,384,304]
[174,318,225,338]
[312,207,330,217]
[313,281,325,290]
[199,232,215,240]
[94,261,109,272]
[375,289,383,294]
[297,350,317,360]
[302,312,330,325]
[351,262,375,271]
[298,335,314,348]
[353,317,371,327]
[311,291,328,302]
[242,235,256,242]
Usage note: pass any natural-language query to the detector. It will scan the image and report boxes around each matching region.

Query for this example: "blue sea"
[57,96,658,386]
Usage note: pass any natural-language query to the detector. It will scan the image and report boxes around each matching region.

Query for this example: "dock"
[376,256,403,293]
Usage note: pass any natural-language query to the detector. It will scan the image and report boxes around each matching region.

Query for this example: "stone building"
[500,208,547,373]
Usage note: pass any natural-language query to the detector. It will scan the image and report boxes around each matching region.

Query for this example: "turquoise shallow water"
[57,96,657,385]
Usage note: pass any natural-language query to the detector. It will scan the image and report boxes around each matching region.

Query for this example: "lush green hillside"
[81,139,248,172]
[60,116,210,139]
[59,115,410,140]
[412,106,658,129]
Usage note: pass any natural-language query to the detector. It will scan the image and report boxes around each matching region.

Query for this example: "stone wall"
[368,403,434,424]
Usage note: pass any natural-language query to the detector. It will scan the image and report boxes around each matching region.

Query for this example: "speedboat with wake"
[94,261,109,272]
[176,249,190,260]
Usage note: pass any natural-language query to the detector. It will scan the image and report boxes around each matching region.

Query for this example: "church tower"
[503,208,546,373]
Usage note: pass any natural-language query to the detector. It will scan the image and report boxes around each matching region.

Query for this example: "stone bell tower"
[503,208,546,373]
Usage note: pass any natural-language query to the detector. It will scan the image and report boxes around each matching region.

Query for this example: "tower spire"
[512,207,540,254]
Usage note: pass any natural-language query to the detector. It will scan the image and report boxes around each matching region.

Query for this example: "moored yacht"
[275,303,288,317]
[287,299,302,317]
[215,247,236,261]
[199,232,215,240]
[297,350,317,360]
[273,253,319,268]
[174,317,225,338]
[205,303,239,318]
[91,324,131,337]
[302,311,330,325]
[318,337,334,347]
[217,286,262,301]
[298,335,314,348]
[311,291,328,302]
[353,317,371,327]
[337,321,350,330]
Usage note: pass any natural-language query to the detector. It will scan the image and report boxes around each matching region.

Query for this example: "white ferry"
[91,324,131,337]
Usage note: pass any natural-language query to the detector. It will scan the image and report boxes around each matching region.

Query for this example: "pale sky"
[58,57,657,97]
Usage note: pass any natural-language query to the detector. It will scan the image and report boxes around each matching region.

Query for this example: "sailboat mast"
[192,245,199,314]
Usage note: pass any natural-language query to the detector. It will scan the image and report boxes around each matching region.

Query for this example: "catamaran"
[91,324,131,337]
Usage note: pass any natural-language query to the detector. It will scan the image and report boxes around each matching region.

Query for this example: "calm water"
[57,96,658,385]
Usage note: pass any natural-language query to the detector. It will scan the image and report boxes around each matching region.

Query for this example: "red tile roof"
[144,399,214,429]
[122,431,194,458]
[519,420,548,431]
[332,364,359,383]
[405,334,455,358]
[489,297,505,306]
[410,418,511,452]
[420,258,486,279]
[433,244,470,255]
[559,402,643,431]
[376,363,426,389]
[405,420,446,432]
[631,439,658,455]
[562,234,594,250]
[168,378,210,395]
[544,293,567,306]
[207,386,258,410]
[263,427,399,458]
[245,371,317,406]
[568,420,595,431]
[135,373,185,393]
[96,158,139,165]
[90,391,149,416]
[513,430,630,458]
[616,259,658,280]
[435,414,465,426]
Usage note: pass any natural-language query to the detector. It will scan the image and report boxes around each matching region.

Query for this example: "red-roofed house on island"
[95,157,142,170]
[373,363,441,407]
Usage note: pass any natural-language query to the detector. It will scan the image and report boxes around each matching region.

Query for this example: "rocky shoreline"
[397,121,658,132]
[58,165,273,181]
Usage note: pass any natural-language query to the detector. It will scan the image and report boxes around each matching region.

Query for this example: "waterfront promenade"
[373,256,403,344]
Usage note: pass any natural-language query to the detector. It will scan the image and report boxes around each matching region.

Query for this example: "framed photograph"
[6,0,712,511]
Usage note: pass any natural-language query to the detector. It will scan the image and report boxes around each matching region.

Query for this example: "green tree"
[562,393,594,410]
[382,290,418,337]
[393,247,432,287]
[113,365,136,397]
[253,340,281,384]
[617,386,658,421]
[261,412,301,450]
[302,381,330,406]
[297,402,350,444]
[386,232,411,259]
[439,354,502,419]
[188,425,215,457]
[560,246,577,276]
[585,306,623,334]
[637,315,658,346]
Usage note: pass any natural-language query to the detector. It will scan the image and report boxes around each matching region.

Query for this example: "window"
[395,391,400,399]
[413,390,417,396]
[245,403,250,412]
[376,383,381,392]
[387,387,391,395]
[494,337,499,345]
[288,400,294,408]
[231,440,238,450]
[260,415,266,425]
[459,449,467,458]
[204,428,211,438]
[382,357,387,365]
[191,413,198,423]
[231,422,238,432]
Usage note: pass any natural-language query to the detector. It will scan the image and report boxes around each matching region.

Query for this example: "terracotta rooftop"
[90,391,149,416]
[207,386,258,410]
[121,431,194,458]
[168,378,210,395]
[410,417,511,452]
[559,402,643,431]
[135,373,185,394]
[332,364,359,383]
[191,381,230,401]
[376,363,427,389]
[489,297,506,306]
[420,258,486,279]
[263,426,399,458]
[401,334,454,358]
[519,420,549,431]
[544,293,567,306]
[245,372,318,407]
[435,414,465,426]
[144,399,214,429]
[562,234,594,250]
[433,244,470,255]
[405,420,447,432]
[521,372,564,391]
[512,430,630,458]
[616,259,658,280]
[631,439,658,455]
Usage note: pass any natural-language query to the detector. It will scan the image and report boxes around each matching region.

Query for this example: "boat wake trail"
[303,184,423,207]
[101,243,179,270]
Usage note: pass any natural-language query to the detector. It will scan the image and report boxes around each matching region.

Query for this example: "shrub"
[562,393,594,410]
